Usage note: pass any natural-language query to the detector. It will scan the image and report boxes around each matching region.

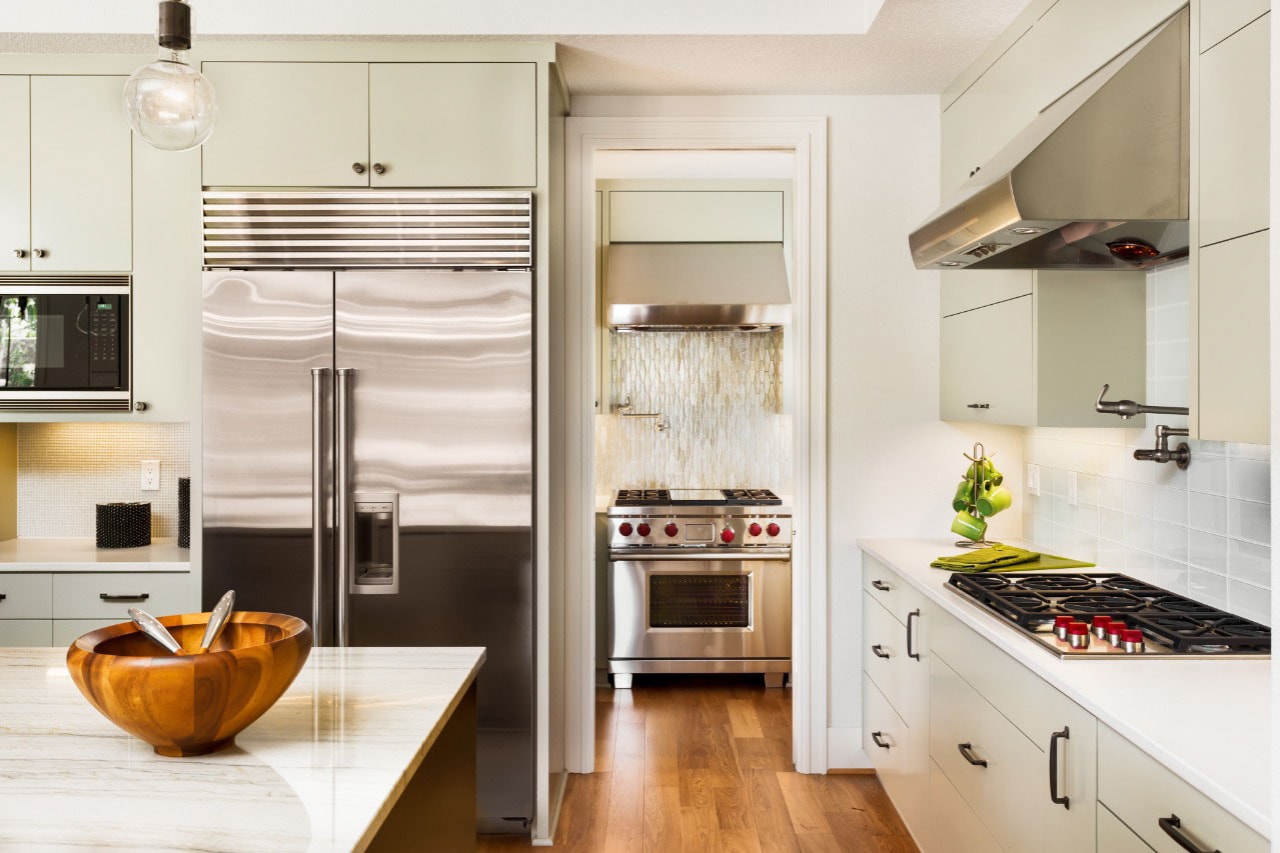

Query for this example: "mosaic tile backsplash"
[1023,263,1272,625]
[17,423,190,539]
[596,330,792,493]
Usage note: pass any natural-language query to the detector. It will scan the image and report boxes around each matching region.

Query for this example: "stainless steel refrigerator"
[200,191,534,834]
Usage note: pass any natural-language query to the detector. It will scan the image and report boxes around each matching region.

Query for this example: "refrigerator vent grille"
[201,191,533,269]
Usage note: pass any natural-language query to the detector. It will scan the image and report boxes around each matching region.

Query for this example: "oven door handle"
[609,548,791,561]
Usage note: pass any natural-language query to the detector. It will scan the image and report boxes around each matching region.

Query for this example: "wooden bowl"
[66,611,312,757]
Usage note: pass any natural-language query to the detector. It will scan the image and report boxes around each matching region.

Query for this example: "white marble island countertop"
[0,537,189,571]
[860,538,1270,838]
[0,646,485,851]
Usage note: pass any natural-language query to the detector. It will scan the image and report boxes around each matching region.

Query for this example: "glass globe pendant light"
[122,0,217,151]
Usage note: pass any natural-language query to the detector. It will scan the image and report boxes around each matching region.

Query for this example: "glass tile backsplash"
[17,423,190,539]
[596,330,792,493]
[1024,263,1271,625]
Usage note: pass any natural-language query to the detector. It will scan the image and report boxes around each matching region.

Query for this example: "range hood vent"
[909,7,1190,271]
[606,242,790,331]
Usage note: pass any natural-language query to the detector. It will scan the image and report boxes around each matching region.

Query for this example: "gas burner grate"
[720,488,782,505]
[947,571,1271,656]
[1011,575,1096,592]
[614,489,671,506]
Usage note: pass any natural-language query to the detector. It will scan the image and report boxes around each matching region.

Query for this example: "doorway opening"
[557,117,830,794]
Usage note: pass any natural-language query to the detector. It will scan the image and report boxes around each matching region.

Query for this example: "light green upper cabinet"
[201,61,537,188]
[368,63,536,188]
[201,62,371,188]
[1200,0,1269,49]
[0,76,131,273]
[1199,12,1269,247]
[608,191,784,242]
[940,272,1146,427]
[0,77,30,273]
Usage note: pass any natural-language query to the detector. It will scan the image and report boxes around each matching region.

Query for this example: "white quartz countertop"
[859,538,1270,839]
[0,646,485,851]
[0,537,189,571]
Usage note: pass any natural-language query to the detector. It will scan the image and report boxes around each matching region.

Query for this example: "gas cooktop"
[947,572,1271,659]
[613,488,782,507]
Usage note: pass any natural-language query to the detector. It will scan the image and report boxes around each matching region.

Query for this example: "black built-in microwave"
[0,276,130,411]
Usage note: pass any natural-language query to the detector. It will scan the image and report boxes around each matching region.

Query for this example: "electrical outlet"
[1067,471,1078,507]
[1027,464,1041,496]
[141,460,160,492]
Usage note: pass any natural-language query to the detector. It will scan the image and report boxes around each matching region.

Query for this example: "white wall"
[572,94,1024,766]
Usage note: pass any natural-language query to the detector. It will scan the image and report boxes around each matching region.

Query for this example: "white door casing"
[561,116,829,774]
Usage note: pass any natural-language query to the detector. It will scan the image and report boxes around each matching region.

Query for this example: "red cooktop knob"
[619,522,633,537]
[637,523,651,537]
[766,522,781,537]
[1067,622,1089,636]
[721,527,736,543]
[748,522,763,537]
[664,523,679,538]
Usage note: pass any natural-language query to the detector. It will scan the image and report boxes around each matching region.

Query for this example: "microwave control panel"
[88,296,122,388]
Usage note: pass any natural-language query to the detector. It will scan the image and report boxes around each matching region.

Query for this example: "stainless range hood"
[606,242,790,330]
[909,7,1189,271]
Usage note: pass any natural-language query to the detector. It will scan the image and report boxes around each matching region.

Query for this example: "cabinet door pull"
[966,403,990,409]
[0,593,6,601]
[957,742,987,767]
[1158,815,1220,853]
[12,249,25,259]
[99,593,149,603]
[871,579,890,591]
[906,609,921,660]
[1048,726,1070,809]
[352,162,367,175]
[871,731,891,750]
[372,163,386,175]
[870,644,890,659]
[32,249,45,259]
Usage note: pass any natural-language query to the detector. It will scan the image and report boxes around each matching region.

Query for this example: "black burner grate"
[948,572,1270,655]
[614,489,671,506]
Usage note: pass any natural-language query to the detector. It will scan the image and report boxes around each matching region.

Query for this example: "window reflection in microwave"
[0,296,70,387]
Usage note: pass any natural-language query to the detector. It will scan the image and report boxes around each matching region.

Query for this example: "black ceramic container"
[178,477,191,549]
[96,502,151,549]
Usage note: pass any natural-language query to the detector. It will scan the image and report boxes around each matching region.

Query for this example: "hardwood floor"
[479,675,918,852]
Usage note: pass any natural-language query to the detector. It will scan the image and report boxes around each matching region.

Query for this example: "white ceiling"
[0,0,1036,96]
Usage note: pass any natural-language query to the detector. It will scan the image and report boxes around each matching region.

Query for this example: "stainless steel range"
[607,488,792,688]
[948,572,1271,660]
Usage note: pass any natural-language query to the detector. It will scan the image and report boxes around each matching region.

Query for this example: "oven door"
[0,280,130,411]
[609,551,791,662]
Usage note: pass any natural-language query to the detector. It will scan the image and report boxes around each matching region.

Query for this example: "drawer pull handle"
[966,403,991,409]
[1048,726,1070,809]
[906,609,921,660]
[871,580,890,591]
[0,594,6,602]
[957,742,987,767]
[870,644,890,659]
[99,593,150,603]
[871,731,891,750]
[1158,815,1220,853]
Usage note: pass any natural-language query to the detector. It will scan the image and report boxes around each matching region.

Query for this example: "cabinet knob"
[133,401,149,412]
[372,163,386,175]
[12,249,25,259]
[31,249,45,259]
[352,162,366,175]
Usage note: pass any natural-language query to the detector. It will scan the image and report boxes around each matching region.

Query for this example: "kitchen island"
[0,646,485,851]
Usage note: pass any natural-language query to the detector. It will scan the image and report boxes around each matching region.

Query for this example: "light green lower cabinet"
[927,758,1001,853]
[0,620,52,646]
[1097,804,1156,853]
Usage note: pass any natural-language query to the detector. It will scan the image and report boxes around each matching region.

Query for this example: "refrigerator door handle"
[334,367,355,647]
[310,367,331,644]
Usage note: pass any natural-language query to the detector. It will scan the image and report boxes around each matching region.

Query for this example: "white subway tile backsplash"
[1227,539,1272,587]
[1155,559,1190,595]
[1152,522,1189,564]
[1188,531,1231,574]
[1096,477,1124,512]
[1188,493,1230,535]
[1187,454,1230,496]
[1228,499,1270,545]
[1123,481,1155,518]
[1229,581,1271,626]
[1227,458,1270,503]
[1228,443,1270,462]
[1153,487,1188,526]
[1188,569,1230,611]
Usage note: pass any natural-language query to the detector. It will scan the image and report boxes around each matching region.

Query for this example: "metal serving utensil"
[198,590,236,653]
[129,607,184,656]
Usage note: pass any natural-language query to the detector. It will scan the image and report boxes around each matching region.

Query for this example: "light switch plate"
[141,460,160,492]
[1067,471,1078,506]
[1027,464,1041,496]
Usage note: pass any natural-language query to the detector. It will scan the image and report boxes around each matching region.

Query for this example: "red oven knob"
[637,523,651,537]
[664,523,679,537]
[766,522,781,537]
[748,522,763,537]
[619,522,633,537]
[720,527,735,543]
